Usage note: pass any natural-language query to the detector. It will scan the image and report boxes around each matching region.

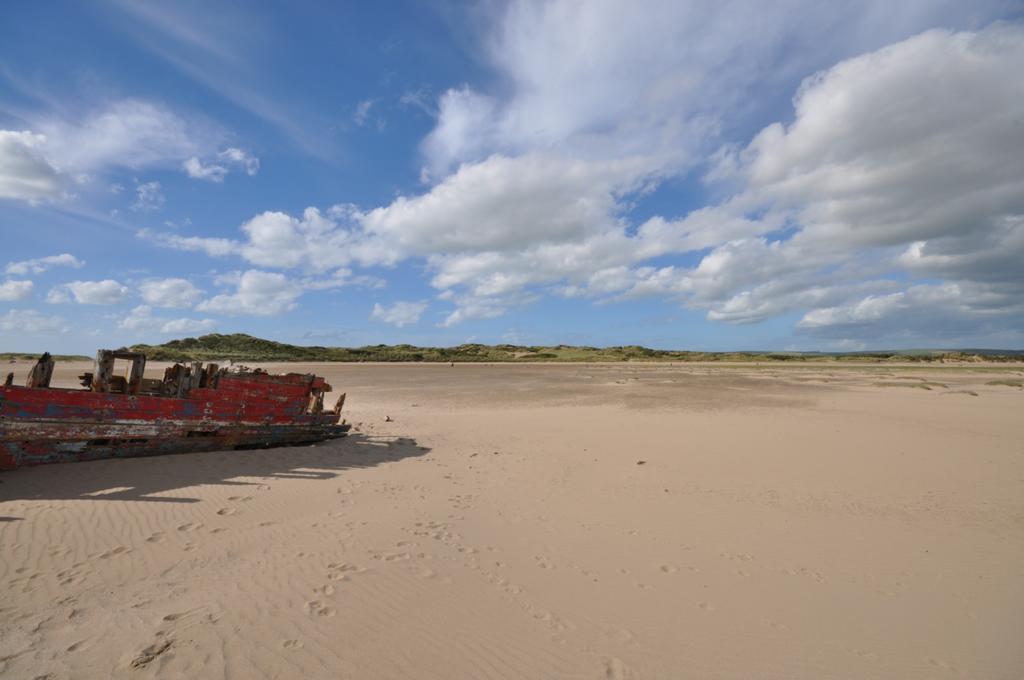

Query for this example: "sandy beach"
[1,361,1022,679]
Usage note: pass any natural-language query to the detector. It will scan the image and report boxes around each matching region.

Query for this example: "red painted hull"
[0,371,349,471]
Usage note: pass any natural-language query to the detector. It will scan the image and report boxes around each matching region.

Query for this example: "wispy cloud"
[103,0,336,159]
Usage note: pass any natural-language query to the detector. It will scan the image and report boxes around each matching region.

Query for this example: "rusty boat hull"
[1,351,350,471]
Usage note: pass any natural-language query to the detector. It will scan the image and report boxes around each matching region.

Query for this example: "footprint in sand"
[130,640,173,668]
[659,564,679,574]
[177,523,203,532]
[603,656,631,679]
[848,648,879,662]
[929,658,962,674]
[281,639,303,649]
[415,566,437,580]
[698,601,715,611]
[227,496,253,502]
[327,562,366,581]
[98,546,130,559]
[57,567,85,586]
[161,608,206,622]
[305,600,336,617]
[601,625,637,645]
[146,532,165,543]
[314,584,336,596]
[216,508,237,516]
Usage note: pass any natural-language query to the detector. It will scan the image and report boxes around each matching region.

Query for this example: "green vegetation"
[985,379,1024,387]
[872,381,949,390]
[1,352,91,362]
[124,333,1024,364]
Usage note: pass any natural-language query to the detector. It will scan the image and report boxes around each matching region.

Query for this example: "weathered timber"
[0,350,350,470]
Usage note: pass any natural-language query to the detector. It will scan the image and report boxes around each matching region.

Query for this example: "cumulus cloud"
[717,26,1024,247]
[183,147,260,181]
[145,152,660,321]
[439,294,520,328]
[48,280,130,305]
[534,23,1024,332]
[369,300,428,327]
[159,316,217,334]
[362,153,655,254]
[671,24,1024,329]
[1,99,228,204]
[6,253,84,276]
[421,0,1004,177]
[197,269,302,316]
[137,228,239,257]
[139,19,1024,341]
[119,305,216,335]
[238,207,355,271]
[0,130,64,202]
[131,180,165,212]
[0,309,67,334]
[37,99,209,173]
[139,278,205,308]
[797,282,1024,344]
[0,280,33,301]
[409,18,1024,329]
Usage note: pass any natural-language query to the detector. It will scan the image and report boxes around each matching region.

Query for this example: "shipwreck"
[0,350,349,471]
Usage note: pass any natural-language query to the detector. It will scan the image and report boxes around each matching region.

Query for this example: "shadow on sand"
[0,433,429,504]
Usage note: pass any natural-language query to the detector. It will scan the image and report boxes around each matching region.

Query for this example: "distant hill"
[1,352,91,362]
[125,334,1024,363]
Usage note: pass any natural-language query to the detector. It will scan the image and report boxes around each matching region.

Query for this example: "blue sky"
[2,1,1023,354]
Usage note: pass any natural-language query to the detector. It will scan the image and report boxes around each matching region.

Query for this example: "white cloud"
[799,293,907,330]
[197,269,302,316]
[139,278,204,308]
[718,26,1024,249]
[182,156,224,181]
[159,317,217,334]
[2,99,227,204]
[183,147,260,181]
[669,24,1024,331]
[422,1,1004,177]
[797,282,1024,343]
[218,148,259,174]
[239,207,354,271]
[137,228,239,257]
[0,130,64,202]
[0,280,33,301]
[439,295,514,328]
[38,99,210,173]
[48,280,130,305]
[0,309,67,334]
[362,153,655,255]
[353,99,376,127]
[132,17,1024,341]
[132,180,165,212]
[370,300,428,327]
[421,88,499,180]
[5,253,84,276]
[119,305,216,334]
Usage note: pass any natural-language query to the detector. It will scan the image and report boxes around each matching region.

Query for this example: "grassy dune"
[122,334,1024,363]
